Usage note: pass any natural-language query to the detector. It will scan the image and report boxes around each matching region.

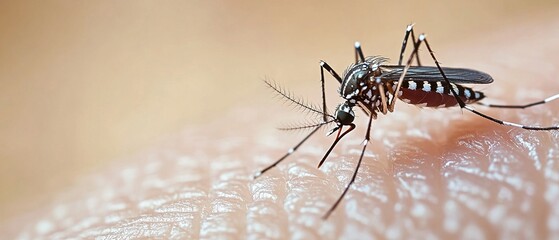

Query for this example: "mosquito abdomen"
[396,80,485,108]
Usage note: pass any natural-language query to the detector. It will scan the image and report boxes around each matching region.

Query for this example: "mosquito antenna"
[264,79,332,118]
[278,119,335,131]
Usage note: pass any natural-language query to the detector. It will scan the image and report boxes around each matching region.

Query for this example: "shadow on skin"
[5,17,559,240]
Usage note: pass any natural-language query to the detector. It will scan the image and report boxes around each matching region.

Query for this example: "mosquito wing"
[380,65,494,84]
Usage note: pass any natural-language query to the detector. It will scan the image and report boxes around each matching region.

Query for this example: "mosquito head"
[334,102,355,125]
[326,102,355,136]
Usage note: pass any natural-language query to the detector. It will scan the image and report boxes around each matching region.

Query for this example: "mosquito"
[254,24,559,219]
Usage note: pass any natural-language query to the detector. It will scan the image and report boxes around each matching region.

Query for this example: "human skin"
[5,15,559,240]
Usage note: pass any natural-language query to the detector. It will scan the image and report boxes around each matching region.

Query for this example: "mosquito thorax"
[334,102,355,125]
[341,64,373,99]
[340,61,384,103]
[338,59,390,115]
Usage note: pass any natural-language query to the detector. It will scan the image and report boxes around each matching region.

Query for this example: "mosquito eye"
[336,111,354,125]
[335,103,355,125]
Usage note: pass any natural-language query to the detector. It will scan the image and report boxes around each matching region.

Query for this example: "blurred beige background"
[1,0,558,220]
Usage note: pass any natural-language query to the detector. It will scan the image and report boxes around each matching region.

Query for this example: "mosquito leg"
[409,29,422,66]
[397,24,413,65]
[378,83,388,114]
[323,114,373,219]
[464,105,559,130]
[256,60,340,178]
[254,126,323,178]
[398,24,422,66]
[387,36,423,112]
[320,60,342,84]
[354,42,366,64]
[320,62,329,121]
[477,93,559,109]
[420,34,559,131]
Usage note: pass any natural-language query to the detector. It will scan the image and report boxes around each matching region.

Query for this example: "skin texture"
[4,7,559,240]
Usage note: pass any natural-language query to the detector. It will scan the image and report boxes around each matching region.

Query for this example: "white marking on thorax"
[346,89,359,99]
[366,90,373,98]
[342,71,358,94]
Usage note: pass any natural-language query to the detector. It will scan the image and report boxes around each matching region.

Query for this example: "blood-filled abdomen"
[396,80,484,108]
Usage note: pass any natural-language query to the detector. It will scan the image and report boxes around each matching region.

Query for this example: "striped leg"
[254,126,322,178]
[420,34,559,131]
[477,93,559,109]
[255,61,342,178]
[398,24,422,66]
[387,35,423,112]
[361,24,422,66]
[355,42,366,64]
[320,60,342,84]
[323,113,374,219]
[317,124,355,169]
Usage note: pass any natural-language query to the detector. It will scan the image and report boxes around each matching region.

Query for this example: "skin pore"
[3,5,559,240]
